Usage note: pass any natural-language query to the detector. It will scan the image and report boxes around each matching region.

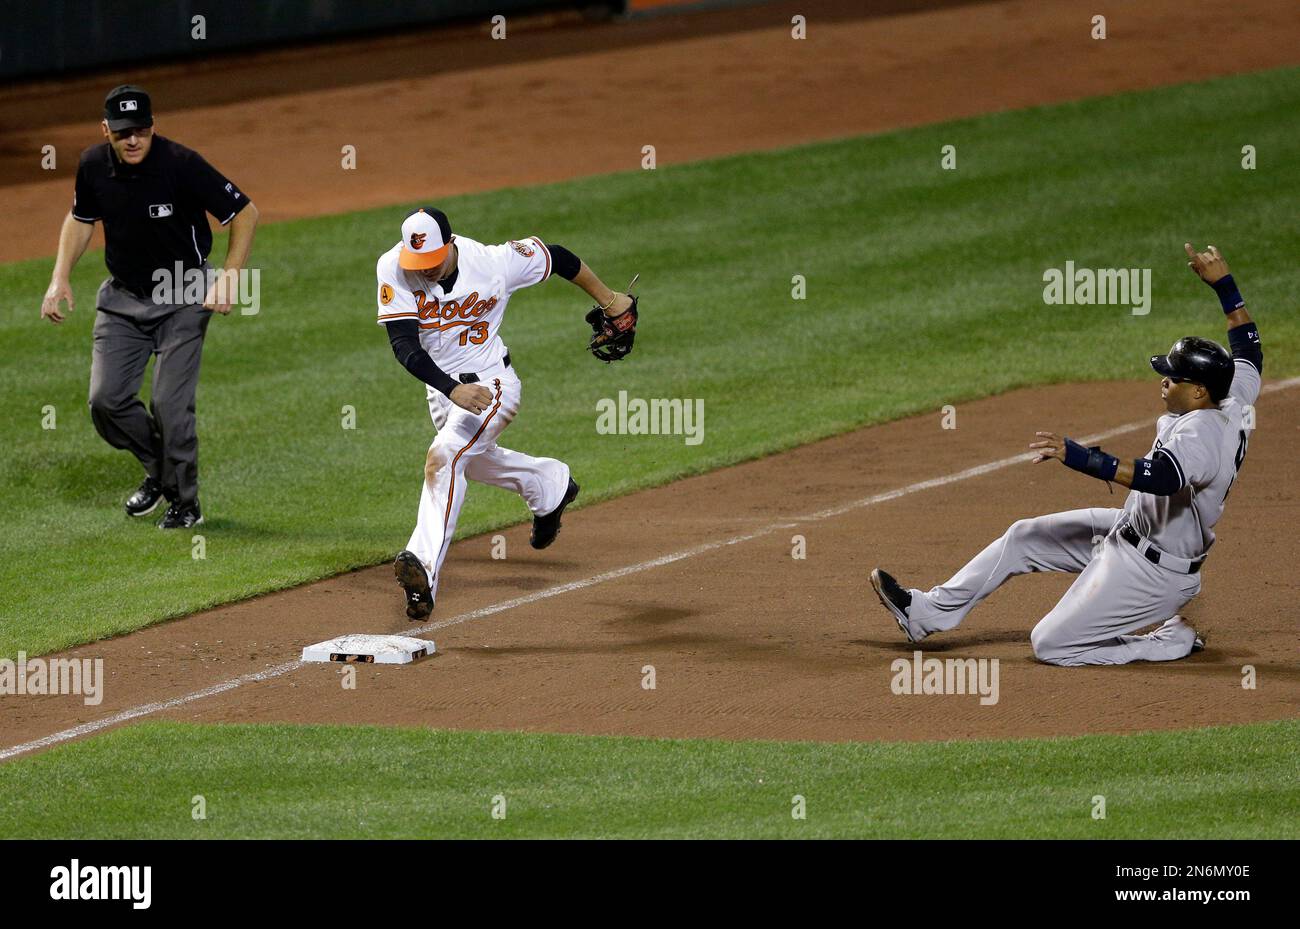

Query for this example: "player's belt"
[457,353,511,384]
[1119,524,1205,574]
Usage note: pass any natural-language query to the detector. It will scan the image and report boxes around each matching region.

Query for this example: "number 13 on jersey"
[459,322,489,345]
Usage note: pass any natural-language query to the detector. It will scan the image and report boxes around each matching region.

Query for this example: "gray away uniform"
[903,356,1261,666]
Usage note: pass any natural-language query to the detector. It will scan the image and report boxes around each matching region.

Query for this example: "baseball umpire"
[40,85,259,529]
[870,244,1264,666]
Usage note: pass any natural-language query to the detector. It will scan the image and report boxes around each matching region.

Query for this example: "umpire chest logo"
[148,203,174,219]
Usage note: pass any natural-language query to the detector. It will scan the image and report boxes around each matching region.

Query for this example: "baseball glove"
[585,276,640,363]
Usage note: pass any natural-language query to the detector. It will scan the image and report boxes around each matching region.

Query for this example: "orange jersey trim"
[529,236,552,281]
[441,378,504,548]
[418,318,487,332]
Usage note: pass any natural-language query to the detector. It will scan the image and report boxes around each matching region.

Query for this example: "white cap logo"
[120,100,138,111]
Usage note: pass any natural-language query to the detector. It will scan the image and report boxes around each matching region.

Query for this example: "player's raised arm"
[1184,243,1251,330]
[1185,243,1262,405]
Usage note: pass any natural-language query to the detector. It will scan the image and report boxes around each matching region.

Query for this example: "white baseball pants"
[905,508,1203,666]
[406,364,570,599]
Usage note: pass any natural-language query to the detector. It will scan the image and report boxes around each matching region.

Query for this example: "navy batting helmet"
[1150,336,1234,403]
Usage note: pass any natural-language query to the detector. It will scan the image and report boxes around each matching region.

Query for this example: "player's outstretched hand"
[41,278,74,324]
[451,383,494,415]
[1185,242,1230,285]
[1029,431,1066,464]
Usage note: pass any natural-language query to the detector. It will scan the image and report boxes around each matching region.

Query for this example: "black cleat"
[125,476,164,517]
[158,500,203,530]
[530,478,580,550]
[870,568,918,643]
[394,550,433,621]
[1192,631,1207,653]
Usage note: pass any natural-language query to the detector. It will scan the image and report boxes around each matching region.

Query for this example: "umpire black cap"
[1150,336,1234,403]
[104,85,153,131]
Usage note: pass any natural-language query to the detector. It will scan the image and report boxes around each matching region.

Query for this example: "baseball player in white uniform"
[870,244,1264,665]
[376,207,637,619]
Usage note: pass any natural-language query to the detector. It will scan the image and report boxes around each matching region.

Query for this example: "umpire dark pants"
[88,280,211,505]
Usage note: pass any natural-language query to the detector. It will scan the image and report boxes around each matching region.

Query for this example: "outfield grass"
[0,719,1294,838]
[2,67,1297,656]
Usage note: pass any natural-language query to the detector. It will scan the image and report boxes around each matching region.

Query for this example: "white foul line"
[0,661,305,762]
[4,376,1296,763]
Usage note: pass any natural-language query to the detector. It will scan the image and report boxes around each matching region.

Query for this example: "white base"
[301,634,435,665]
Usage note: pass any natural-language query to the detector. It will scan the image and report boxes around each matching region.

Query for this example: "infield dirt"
[3,0,1298,758]
[6,381,1297,753]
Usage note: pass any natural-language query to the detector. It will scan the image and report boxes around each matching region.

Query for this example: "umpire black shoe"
[394,550,433,621]
[870,568,920,644]
[125,476,164,517]
[530,478,580,550]
[158,500,203,530]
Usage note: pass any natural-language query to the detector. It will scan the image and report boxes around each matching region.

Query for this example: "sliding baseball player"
[377,207,640,619]
[870,244,1263,665]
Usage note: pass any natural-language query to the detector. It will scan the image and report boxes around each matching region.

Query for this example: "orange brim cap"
[399,241,450,270]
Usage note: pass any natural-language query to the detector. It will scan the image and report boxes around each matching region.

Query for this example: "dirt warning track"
[3,0,1299,262]
[5,380,1297,760]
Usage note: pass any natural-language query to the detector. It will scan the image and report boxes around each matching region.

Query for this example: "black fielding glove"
[586,280,639,363]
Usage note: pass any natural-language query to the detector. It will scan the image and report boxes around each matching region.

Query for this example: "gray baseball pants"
[905,508,1202,666]
[88,279,211,505]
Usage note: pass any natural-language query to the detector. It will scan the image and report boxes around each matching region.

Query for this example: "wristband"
[1062,437,1119,482]
[1210,274,1244,315]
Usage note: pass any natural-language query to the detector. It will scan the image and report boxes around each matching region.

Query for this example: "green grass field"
[1,66,1297,657]
[0,719,1294,838]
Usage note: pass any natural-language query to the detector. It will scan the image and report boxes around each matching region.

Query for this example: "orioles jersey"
[375,234,552,376]
[1122,355,1261,559]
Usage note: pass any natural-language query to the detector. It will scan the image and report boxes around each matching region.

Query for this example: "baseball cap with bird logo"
[399,207,452,270]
